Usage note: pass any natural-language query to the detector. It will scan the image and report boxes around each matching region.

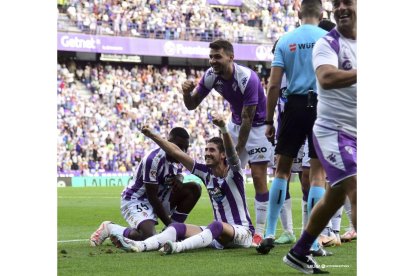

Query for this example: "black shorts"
[275,94,318,159]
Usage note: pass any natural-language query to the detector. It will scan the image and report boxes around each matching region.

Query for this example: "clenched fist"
[182,80,196,95]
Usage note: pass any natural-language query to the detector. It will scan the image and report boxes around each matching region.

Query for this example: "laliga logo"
[255,45,273,61]
[164,41,176,56]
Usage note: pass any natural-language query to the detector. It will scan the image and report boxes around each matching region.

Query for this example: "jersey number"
[136,203,149,212]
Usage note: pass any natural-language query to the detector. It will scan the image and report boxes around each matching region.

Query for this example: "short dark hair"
[209,39,234,56]
[207,137,224,153]
[301,0,322,18]
[318,19,336,31]
[169,127,190,140]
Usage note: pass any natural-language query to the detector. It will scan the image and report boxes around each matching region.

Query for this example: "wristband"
[219,126,228,134]
[264,120,274,125]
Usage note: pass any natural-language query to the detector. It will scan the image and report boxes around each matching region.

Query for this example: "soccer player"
[110,115,254,254]
[89,127,201,246]
[283,0,357,273]
[181,39,273,246]
[258,0,329,256]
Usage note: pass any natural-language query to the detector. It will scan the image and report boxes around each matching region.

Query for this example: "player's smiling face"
[333,0,356,31]
[204,143,225,167]
[209,48,233,76]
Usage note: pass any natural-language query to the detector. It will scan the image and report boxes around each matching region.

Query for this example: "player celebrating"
[110,115,254,253]
[89,127,201,246]
[283,0,357,273]
[181,39,273,246]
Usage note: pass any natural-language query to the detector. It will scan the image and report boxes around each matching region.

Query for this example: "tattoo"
[237,105,256,149]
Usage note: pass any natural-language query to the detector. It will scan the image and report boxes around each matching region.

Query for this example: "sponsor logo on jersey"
[248,147,267,155]
[289,43,297,52]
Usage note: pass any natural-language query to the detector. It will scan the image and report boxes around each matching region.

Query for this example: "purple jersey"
[121,147,182,202]
[196,63,267,126]
[191,161,254,233]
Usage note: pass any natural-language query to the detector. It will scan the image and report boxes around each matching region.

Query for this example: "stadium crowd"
[57,61,233,175]
[56,0,334,43]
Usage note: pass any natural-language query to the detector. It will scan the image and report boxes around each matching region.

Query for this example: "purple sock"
[292,230,318,256]
[207,221,223,239]
[170,223,187,240]
[255,191,269,202]
[123,228,132,238]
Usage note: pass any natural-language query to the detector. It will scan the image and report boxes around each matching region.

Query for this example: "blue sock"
[307,186,325,250]
[265,177,287,238]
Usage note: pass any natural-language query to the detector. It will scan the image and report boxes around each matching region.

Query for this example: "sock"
[254,191,269,236]
[105,223,125,236]
[344,197,354,230]
[139,225,181,251]
[331,206,344,233]
[292,230,318,256]
[322,221,333,236]
[176,221,222,253]
[301,200,308,234]
[171,210,189,223]
[280,198,294,235]
[307,186,325,251]
[265,177,287,238]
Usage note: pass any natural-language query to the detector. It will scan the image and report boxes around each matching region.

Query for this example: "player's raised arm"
[212,115,240,169]
[181,80,205,110]
[141,126,195,171]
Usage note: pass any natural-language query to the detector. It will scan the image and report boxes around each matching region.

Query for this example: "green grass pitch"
[58,179,356,275]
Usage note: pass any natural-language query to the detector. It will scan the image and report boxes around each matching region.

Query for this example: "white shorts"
[120,198,171,229]
[228,121,274,168]
[208,224,253,249]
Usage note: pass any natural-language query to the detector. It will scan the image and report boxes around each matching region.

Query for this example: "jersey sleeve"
[196,68,216,98]
[313,38,338,71]
[191,162,210,187]
[242,72,260,106]
[271,40,285,68]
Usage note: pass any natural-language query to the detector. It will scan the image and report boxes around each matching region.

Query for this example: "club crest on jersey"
[208,186,225,203]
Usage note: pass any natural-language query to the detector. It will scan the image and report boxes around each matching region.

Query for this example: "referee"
[257,0,330,257]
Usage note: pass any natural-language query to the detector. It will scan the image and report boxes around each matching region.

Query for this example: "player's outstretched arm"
[141,126,195,171]
[212,115,240,168]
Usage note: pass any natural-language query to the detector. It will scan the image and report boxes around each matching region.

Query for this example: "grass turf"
[58,180,356,275]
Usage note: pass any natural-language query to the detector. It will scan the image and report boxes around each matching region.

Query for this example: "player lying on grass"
[110,115,255,254]
[89,127,201,247]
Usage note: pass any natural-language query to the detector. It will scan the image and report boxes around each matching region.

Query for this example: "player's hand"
[141,126,153,137]
[265,124,275,144]
[182,80,196,95]
[212,114,226,128]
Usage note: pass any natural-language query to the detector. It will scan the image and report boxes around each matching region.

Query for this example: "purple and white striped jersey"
[191,160,255,233]
[196,63,267,127]
[121,147,182,202]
